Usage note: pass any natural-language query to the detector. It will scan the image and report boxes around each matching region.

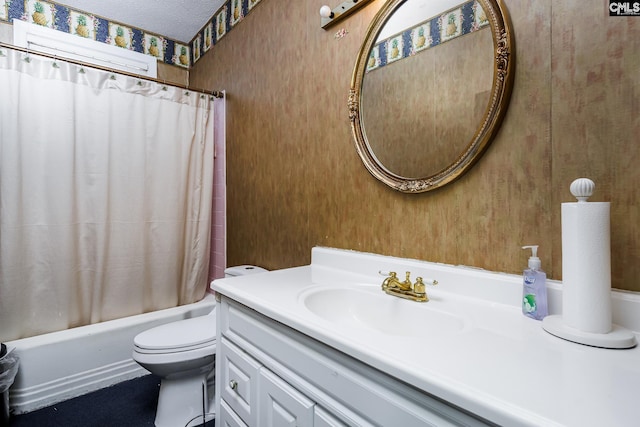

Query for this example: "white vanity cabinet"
[218,338,260,425]
[259,368,315,426]
[215,295,491,427]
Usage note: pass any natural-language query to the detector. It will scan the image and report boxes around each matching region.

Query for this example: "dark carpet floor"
[7,375,214,427]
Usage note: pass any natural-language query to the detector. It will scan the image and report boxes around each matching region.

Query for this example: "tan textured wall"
[157,63,188,87]
[190,0,640,292]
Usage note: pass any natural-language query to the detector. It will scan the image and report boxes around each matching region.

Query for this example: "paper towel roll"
[561,201,612,333]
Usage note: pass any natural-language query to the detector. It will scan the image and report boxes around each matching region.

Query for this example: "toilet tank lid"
[224,265,268,276]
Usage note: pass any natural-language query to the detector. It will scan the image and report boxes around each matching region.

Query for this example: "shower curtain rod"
[0,41,224,99]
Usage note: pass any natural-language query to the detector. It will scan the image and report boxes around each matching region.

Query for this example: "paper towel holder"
[542,316,636,349]
[542,178,637,349]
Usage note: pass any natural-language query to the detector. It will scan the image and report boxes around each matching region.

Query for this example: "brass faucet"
[380,271,437,302]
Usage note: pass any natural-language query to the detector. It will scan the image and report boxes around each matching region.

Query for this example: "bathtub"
[5,293,216,415]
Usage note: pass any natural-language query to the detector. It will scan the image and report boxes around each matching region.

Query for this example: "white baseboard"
[10,359,148,415]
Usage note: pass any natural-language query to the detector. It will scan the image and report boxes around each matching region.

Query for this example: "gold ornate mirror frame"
[349,0,515,193]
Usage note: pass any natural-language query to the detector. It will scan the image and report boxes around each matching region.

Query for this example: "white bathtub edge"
[9,360,148,414]
[7,293,216,414]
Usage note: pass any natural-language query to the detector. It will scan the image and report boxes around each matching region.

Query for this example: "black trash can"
[0,343,20,426]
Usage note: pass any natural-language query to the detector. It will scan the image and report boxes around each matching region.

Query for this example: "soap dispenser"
[521,245,548,320]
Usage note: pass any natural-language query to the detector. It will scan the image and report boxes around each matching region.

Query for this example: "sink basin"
[301,287,466,337]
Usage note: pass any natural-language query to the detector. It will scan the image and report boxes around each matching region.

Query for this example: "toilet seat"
[134,314,216,355]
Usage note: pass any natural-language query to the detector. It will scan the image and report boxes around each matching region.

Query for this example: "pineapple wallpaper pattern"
[108,23,132,49]
[203,22,213,53]
[411,23,431,53]
[230,0,243,27]
[248,0,261,12]
[144,34,165,59]
[367,0,489,75]
[366,45,381,73]
[215,6,227,40]
[174,43,190,68]
[70,11,95,39]
[26,0,53,28]
[439,9,462,42]
[472,0,488,29]
[193,35,201,62]
[190,0,264,66]
[386,35,404,64]
[1,0,266,68]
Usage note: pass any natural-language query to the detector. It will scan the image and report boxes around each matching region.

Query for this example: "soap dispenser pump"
[522,245,548,320]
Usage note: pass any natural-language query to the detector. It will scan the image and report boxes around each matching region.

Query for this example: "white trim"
[9,360,148,414]
[12,19,157,77]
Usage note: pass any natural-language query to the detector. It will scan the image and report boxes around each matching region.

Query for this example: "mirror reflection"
[350,0,514,192]
[362,0,493,178]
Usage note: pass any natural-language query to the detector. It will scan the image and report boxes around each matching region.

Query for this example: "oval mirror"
[349,0,515,193]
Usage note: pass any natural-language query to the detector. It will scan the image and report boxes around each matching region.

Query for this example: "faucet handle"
[421,277,438,286]
[380,271,398,290]
[414,277,438,291]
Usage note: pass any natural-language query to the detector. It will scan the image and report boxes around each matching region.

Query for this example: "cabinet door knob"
[229,379,238,390]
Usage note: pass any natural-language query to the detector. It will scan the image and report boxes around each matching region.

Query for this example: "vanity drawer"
[219,400,249,427]
[314,407,349,427]
[259,368,314,426]
[219,337,261,426]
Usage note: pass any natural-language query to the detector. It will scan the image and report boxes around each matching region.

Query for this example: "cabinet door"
[259,368,315,427]
[220,338,261,425]
[218,400,249,427]
[314,407,349,427]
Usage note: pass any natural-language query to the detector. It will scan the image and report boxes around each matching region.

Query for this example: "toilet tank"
[224,265,268,277]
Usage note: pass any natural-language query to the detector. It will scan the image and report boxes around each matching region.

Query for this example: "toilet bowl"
[132,265,267,427]
[133,313,216,427]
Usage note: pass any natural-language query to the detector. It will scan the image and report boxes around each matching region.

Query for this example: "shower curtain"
[0,47,215,342]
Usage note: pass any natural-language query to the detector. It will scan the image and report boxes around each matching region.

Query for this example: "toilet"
[132,265,267,427]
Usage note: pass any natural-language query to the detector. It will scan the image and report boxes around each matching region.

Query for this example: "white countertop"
[211,247,640,427]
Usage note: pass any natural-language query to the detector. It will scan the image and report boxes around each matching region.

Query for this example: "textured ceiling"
[52,0,226,43]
